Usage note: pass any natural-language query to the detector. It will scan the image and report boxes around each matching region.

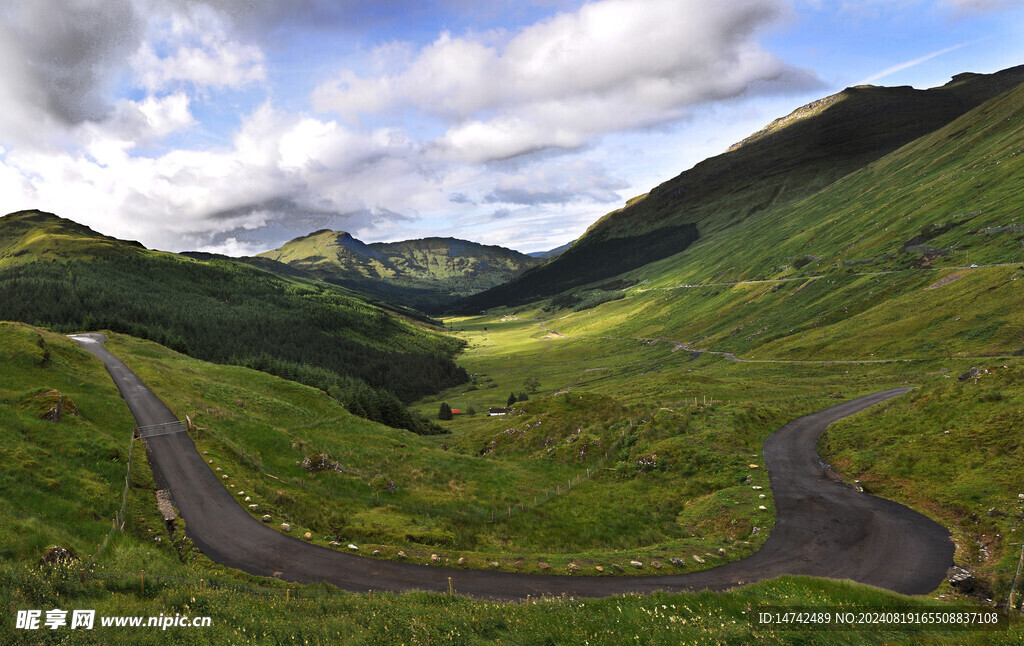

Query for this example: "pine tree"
[517,391,529,401]
[507,392,517,407]
[438,402,453,420]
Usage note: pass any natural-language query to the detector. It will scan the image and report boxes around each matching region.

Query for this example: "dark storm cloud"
[0,0,143,124]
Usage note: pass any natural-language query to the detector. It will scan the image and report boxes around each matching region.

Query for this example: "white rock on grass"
[348,544,359,551]
[630,560,643,568]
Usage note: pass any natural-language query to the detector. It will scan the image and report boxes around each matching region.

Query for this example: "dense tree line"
[242,354,446,435]
[0,256,466,431]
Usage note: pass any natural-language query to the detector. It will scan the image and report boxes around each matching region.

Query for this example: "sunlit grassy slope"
[4,323,1022,645]
[458,65,1024,310]
[488,80,1024,364]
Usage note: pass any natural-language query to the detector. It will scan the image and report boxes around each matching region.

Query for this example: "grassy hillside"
[526,79,1024,366]
[4,324,1021,645]
[458,65,1024,310]
[259,229,541,311]
[0,210,467,433]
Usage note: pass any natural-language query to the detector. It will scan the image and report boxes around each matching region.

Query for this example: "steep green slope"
[0,211,467,431]
[521,80,1024,365]
[458,65,1024,311]
[259,229,542,311]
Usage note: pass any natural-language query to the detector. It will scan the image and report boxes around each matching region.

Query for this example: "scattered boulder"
[304,532,312,539]
[302,453,343,473]
[155,490,178,522]
[489,562,500,568]
[595,566,604,572]
[280,523,291,532]
[630,560,643,569]
[567,563,580,572]
[397,551,407,559]
[718,548,727,555]
[431,554,441,563]
[457,557,466,565]
[958,367,988,382]
[538,562,550,571]
[40,545,79,567]
[987,508,1007,518]
[692,555,704,564]
[670,557,685,567]
[759,494,767,499]
[651,561,663,569]
[37,390,77,423]
[370,474,398,493]
[348,544,359,551]
[947,566,976,594]
[244,496,251,502]
[261,515,272,522]
[752,527,761,535]
[373,550,381,556]
[612,564,623,572]
[758,505,767,510]
[329,541,341,547]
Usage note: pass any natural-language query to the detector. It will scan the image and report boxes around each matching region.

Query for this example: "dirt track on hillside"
[72,333,952,600]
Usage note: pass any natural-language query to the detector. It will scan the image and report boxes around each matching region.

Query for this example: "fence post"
[141,569,145,595]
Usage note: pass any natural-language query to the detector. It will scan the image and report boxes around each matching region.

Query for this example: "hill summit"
[259,230,541,311]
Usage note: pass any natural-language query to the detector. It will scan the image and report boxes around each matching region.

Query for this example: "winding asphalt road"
[72,333,952,600]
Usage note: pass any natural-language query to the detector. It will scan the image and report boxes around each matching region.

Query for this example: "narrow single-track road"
[72,334,952,600]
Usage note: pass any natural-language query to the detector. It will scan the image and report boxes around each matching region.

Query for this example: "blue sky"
[0,0,1021,254]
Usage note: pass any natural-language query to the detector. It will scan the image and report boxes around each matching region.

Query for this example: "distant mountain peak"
[258,231,541,311]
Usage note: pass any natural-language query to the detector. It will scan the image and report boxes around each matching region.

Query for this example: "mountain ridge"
[259,229,542,312]
[455,64,1024,312]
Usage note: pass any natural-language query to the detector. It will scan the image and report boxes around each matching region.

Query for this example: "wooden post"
[448,576,454,595]
[286,589,290,602]
[1008,541,1024,613]
[369,589,373,599]
[79,568,85,583]
[200,579,204,593]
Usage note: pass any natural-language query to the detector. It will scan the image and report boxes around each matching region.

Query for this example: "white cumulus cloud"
[313,0,819,161]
